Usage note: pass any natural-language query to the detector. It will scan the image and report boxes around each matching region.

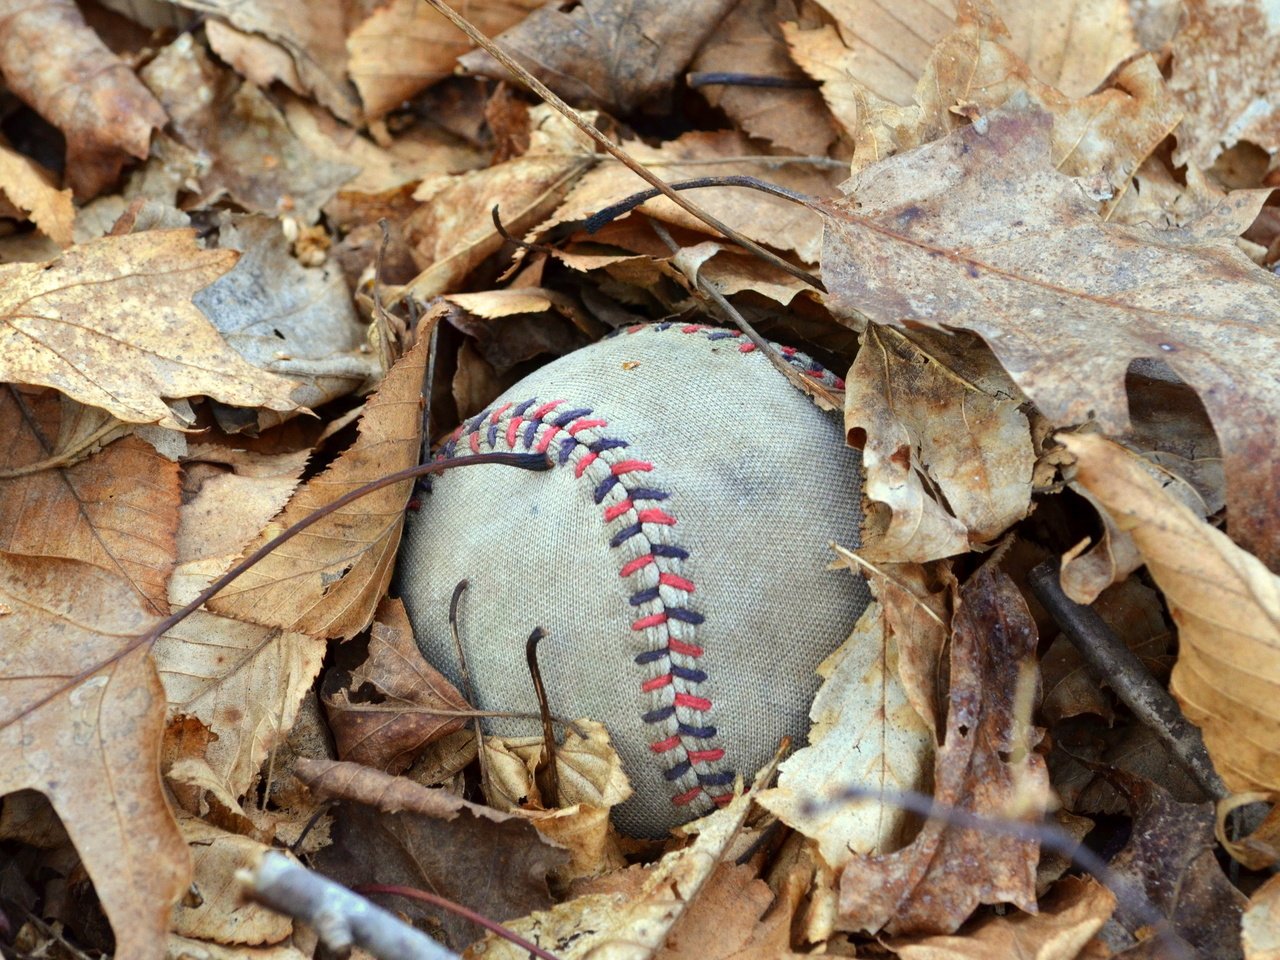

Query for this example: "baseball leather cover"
[397,323,870,837]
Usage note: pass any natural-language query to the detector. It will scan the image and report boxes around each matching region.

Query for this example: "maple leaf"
[0,229,301,428]
[820,101,1280,568]
[0,553,188,960]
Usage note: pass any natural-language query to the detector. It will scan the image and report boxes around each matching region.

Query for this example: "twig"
[646,217,843,411]
[359,884,562,960]
[686,71,820,90]
[585,174,819,234]
[240,852,459,960]
[806,783,1194,960]
[449,579,490,796]
[1027,561,1228,801]
[417,0,823,292]
[526,627,561,805]
[492,204,556,253]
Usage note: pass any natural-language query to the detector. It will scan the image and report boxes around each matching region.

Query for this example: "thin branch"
[585,174,820,234]
[526,627,561,804]
[686,71,820,90]
[359,886,561,960]
[417,0,824,292]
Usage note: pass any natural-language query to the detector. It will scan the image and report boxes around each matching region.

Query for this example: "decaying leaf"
[458,0,739,113]
[845,325,1034,561]
[1243,873,1280,960]
[207,332,428,639]
[0,552,188,960]
[838,564,1045,935]
[322,597,472,774]
[0,143,73,246]
[0,229,301,428]
[821,101,1280,568]
[0,0,167,198]
[1065,432,1280,794]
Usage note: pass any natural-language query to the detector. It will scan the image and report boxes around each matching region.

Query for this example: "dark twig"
[806,783,1194,960]
[687,71,820,89]
[358,884,562,960]
[1028,561,1228,801]
[449,579,491,795]
[418,0,823,291]
[585,175,819,235]
[2,452,551,730]
[526,627,561,805]
[491,204,556,253]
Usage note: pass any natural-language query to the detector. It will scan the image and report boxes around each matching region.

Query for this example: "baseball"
[398,322,870,837]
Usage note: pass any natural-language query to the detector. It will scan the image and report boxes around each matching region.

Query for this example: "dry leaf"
[0,552,188,960]
[845,325,1034,561]
[1064,432,1280,794]
[838,564,1045,935]
[0,387,180,614]
[0,229,301,428]
[207,332,428,639]
[322,597,471,774]
[1168,0,1280,168]
[888,875,1115,959]
[141,35,359,223]
[820,100,1280,569]
[0,143,73,246]
[0,0,167,198]
[1243,873,1280,960]
[689,0,838,155]
[171,817,292,946]
[458,0,739,113]
[757,597,935,869]
[347,0,543,119]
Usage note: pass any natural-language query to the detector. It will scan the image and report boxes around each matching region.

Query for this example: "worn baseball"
[398,323,870,837]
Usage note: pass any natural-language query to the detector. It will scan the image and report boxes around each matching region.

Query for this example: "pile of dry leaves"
[1,0,1279,957]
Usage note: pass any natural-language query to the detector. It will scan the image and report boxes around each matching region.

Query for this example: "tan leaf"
[165,934,310,960]
[0,143,73,246]
[688,0,838,155]
[845,326,1034,561]
[887,875,1116,959]
[206,332,428,639]
[0,229,301,428]
[141,35,359,224]
[0,0,167,198]
[347,0,543,120]
[1168,0,1280,168]
[1243,872,1280,960]
[819,101,1280,569]
[1064,432,1280,794]
[757,597,935,869]
[321,597,471,774]
[458,0,739,114]
[172,817,292,946]
[0,387,180,614]
[838,565,1045,935]
[0,552,188,960]
[172,0,360,122]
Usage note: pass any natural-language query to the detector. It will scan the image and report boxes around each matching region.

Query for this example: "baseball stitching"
[434,323,844,813]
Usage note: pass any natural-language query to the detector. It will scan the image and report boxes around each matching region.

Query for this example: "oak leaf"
[820,101,1280,568]
[206,332,429,639]
[1064,432,1280,794]
[0,552,188,960]
[0,229,301,428]
[0,143,73,247]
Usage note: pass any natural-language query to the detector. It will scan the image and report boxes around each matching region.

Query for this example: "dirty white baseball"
[398,323,870,837]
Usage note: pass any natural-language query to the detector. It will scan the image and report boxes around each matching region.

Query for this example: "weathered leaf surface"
[1065,432,1280,794]
[0,552,188,960]
[821,103,1280,568]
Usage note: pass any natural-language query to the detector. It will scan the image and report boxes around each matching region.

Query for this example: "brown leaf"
[173,0,360,122]
[0,0,167,199]
[206,332,428,639]
[0,229,301,428]
[844,326,1034,561]
[1064,432,1280,795]
[0,552,188,960]
[820,101,1280,568]
[838,564,1045,935]
[458,0,739,114]
[347,0,543,120]
[886,874,1116,959]
[1168,0,1280,169]
[0,143,73,247]
[322,597,471,774]
[688,0,838,155]
[140,35,359,223]
[0,388,180,614]
[1243,873,1280,960]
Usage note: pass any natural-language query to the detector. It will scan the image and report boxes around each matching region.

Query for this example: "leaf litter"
[0,0,1276,958]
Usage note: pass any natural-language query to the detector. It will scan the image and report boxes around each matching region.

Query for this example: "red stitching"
[574,450,598,477]
[506,418,522,448]
[642,675,672,692]
[712,793,734,807]
[619,554,654,577]
[468,431,480,455]
[636,508,675,525]
[738,341,756,353]
[632,612,668,631]
[533,399,564,419]
[568,417,607,435]
[675,693,712,711]
[535,425,561,453]
[603,499,633,522]
[650,734,681,753]
[688,748,724,763]
[672,786,704,806]
[668,638,704,657]
[490,402,513,423]
[659,572,695,592]
[611,459,652,476]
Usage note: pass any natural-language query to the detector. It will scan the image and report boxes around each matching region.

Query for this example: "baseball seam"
[435,323,843,813]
